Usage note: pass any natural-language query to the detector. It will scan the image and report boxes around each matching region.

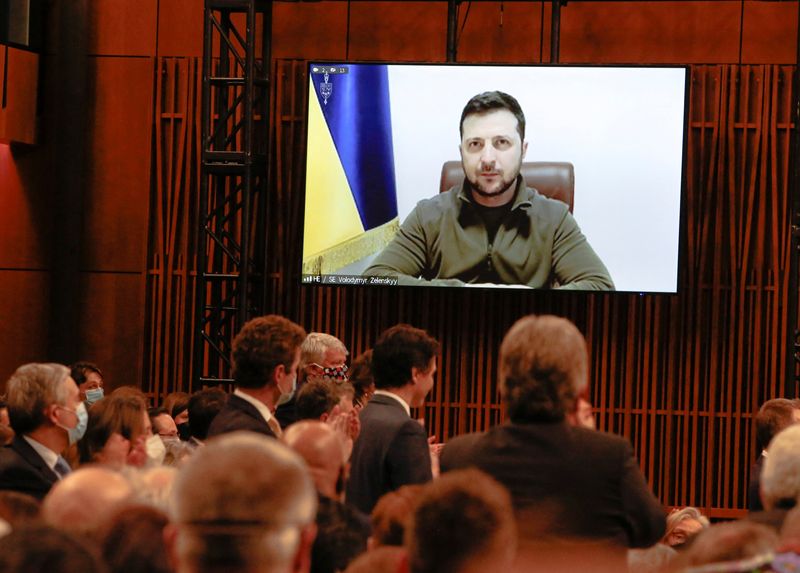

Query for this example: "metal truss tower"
[197,0,271,386]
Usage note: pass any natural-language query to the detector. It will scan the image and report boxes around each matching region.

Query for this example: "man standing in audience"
[748,398,800,511]
[167,431,318,573]
[277,332,349,428]
[207,315,306,439]
[440,315,664,556]
[0,363,87,500]
[346,324,439,514]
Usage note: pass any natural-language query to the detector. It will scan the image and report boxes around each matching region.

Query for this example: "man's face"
[460,109,527,205]
[411,358,437,408]
[154,413,179,438]
[278,349,302,396]
[78,371,104,401]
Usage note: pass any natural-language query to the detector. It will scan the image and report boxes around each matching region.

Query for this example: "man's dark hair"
[100,504,171,573]
[407,469,516,573]
[0,491,40,528]
[349,350,374,407]
[371,325,440,390]
[296,378,340,421]
[233,315,307,389]
[459,91,526,141]
[69,362,102,386]
[499,315,588,423]
[187,388,228,440]
[0,524,104,573]
[756,398,800,451]
[311,497,370,573]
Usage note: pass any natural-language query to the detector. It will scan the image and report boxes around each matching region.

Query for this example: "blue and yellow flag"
[303,64,399,274]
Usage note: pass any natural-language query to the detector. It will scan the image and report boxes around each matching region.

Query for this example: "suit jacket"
[0,435,60,500]
[441,421,665,548]
[346,394,432,514]
[748,454,765,512]
[206,394,277,439]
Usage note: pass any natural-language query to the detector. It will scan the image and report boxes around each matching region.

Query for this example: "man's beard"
[468,173,519,198]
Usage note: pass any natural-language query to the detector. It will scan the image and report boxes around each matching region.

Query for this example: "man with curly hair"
[207,315,306,439]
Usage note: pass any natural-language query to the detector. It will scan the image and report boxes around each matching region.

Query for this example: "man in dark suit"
[207,315,307,439]
[0,363,86,500]
[440,315,665,558]
[747,398,800,512]
[346,324,439,514]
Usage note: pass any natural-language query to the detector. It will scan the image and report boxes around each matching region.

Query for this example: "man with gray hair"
[277,332,349,428]
[167,431,318,573]
[440,315,664,562]
[0,363,87,500]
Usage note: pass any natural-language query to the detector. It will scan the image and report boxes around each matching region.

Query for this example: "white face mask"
[145,434,167,466]
[55,402,88,445]
[276,373,297,407]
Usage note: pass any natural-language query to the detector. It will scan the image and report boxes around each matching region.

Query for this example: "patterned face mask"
[312,363,349,381]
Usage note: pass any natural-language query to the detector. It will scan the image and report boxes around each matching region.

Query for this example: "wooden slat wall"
[144,59,796,516]
[144,57,202,403]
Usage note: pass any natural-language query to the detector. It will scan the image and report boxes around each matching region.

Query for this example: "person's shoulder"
[411,187,461,219]
[567,425,633,458]
[525,186,571,217]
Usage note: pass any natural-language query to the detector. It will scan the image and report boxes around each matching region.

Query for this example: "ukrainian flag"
[303,64,399,275]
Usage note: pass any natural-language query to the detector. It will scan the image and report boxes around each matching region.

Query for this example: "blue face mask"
[85,388,104,406]
[56,403,89,445]
[276,373,297,407]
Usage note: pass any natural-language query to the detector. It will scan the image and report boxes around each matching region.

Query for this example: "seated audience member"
[440,315,665,554]
[0,363,86,500]
[663,507,710,549]
[406,468,516,573]
[186,387,228,446]
[312,496,370,573]
[101,503,171,573]
[163,391,190,439]
[343,546,407,573]
[277,332,350,428]
[0,395,13,446]
[167,431,318,573]
[284,421,348,501]
[0,524,104,573]
[370,484,424,548]
[42,466,133,539]
[207,315,307,439]
[69,361,105,406]
[78,388,158,468]
[150,406,179,440]
[752,424,800,530]
[0,491,40,528]
[129,466,178,511]
[149,406,190,465]
[296,378,342,422]
[670,521,778,572]
[349,350,375,409]
[749,398,800,512]
[347,324,440,514]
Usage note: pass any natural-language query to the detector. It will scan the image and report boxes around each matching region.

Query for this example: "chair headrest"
[439,161,575,213]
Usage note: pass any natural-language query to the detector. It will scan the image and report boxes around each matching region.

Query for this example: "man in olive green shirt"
[364,91,614,290]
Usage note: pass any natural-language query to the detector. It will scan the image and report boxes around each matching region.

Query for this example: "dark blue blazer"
[0,435,60,500]
[346,393,432,514]
[206,394,277,439]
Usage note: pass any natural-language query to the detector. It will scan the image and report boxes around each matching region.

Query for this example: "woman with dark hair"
[78,388,157,468]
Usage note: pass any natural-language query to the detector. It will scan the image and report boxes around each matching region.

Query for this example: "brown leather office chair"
[439,161,575,213]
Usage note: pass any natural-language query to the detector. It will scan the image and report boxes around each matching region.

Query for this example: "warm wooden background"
[0,1,798,517]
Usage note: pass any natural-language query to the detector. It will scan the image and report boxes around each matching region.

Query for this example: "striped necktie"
[267,416,283,438]
[53,456,71,479]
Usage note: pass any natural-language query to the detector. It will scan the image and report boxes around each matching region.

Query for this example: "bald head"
[172,431,317,573]
[284,421,345,500]
[42,467,132,538]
